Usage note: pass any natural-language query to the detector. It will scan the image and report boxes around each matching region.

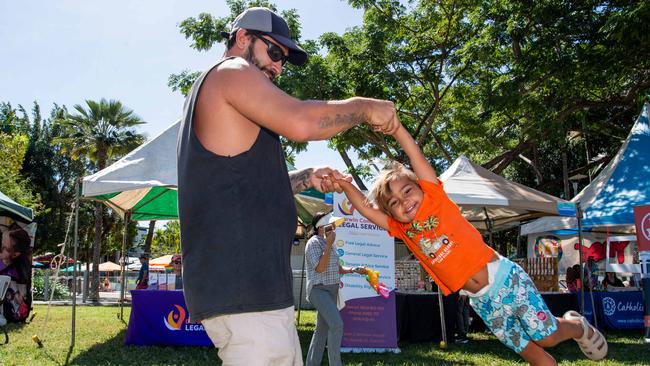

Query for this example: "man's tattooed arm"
[318,112,368,130]
[289,168,314,194]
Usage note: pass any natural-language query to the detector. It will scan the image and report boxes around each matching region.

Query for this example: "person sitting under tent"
[601,272,624,290]
[565,266,579,293]
[101,277,111,292]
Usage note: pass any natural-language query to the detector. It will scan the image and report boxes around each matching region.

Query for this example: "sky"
[0,0,365,174]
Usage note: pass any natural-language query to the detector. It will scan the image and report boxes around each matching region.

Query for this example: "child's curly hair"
[368,161,418,215]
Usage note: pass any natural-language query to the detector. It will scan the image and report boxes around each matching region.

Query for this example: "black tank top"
[177,58,297,321]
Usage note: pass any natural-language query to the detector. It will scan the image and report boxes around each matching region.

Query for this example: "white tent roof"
[83,119,180,198]
[82,119,330,223]
[521,103,650,235]
[440,156,570,231]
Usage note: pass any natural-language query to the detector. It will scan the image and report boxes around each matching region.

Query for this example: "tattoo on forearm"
[318,112,368,130]
[289,168,313,194]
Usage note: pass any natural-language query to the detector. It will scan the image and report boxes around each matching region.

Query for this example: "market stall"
[521,103,650,281]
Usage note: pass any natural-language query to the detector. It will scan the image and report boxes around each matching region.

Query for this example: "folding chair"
[0,275,11,344]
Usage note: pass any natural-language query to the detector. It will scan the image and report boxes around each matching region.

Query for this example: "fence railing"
[513,257,559,292]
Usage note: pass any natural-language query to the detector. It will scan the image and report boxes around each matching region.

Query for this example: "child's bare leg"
[519,341,557,366]
[534,317,585,348]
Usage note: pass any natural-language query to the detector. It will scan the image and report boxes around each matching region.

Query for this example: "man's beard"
[245,42,277,80]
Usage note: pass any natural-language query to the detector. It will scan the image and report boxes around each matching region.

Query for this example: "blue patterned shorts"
[469,258,558,353]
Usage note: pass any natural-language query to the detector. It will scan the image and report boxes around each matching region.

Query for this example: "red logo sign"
[634,205,650,252]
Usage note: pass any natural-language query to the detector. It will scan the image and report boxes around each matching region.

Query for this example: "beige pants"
[202,306,303,366]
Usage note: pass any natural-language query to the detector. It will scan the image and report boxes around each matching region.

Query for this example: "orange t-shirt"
[388,179,495,295]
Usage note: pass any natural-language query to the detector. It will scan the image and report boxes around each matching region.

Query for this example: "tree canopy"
[171,0,649,200]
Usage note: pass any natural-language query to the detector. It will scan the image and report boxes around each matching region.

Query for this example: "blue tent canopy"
[521,102,650,235]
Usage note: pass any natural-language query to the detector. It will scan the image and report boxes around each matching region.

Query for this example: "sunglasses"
[253,34,288,65]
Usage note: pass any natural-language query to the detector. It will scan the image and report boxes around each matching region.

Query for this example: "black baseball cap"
[228,7,308,66]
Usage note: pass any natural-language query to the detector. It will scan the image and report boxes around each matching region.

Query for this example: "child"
[336,122,607,364]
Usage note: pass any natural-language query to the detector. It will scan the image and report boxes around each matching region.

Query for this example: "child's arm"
[339,180,390,231]
[392,124,438,183]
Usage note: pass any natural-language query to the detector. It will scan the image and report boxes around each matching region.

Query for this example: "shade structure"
[98,261,121,272]
[0,189,33,223]
[61,262,122,272]
[82,120,331,224]
[149,254,173,266]
[439,156,572,232]
[521,102,650,235]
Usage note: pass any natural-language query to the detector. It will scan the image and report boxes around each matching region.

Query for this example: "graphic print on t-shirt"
[405,215,455,264]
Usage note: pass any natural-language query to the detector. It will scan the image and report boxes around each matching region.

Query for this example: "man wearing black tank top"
[177,7,399,365]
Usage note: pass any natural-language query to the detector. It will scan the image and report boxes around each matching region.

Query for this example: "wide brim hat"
[315,213,345,229]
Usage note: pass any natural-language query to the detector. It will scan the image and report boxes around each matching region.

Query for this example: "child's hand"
[353,266,368,275]
[366,99,400,135]
[311,167,352,193]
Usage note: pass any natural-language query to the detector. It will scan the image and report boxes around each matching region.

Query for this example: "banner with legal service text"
[333,192,399,353]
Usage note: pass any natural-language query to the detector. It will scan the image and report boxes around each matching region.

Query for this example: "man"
[135,253,149,290]
[177,7,399,365]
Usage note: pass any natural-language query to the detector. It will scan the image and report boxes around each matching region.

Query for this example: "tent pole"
[71,179,80,348]
[437,291,448,346]
[297,240,306,326]
[119,211,131,321]
[483,207,494,248]
[576,202,585,315]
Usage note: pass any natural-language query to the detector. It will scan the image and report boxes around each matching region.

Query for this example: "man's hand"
[367,100,400,135]
[311,167,352,193]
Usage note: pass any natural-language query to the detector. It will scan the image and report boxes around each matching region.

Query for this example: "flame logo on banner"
[164,304,186,331]
[338,198,355,216]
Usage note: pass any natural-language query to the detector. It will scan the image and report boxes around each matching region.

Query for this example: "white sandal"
[563,310,608,360]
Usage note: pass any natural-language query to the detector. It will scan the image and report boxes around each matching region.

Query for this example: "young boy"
[336,122,607,365]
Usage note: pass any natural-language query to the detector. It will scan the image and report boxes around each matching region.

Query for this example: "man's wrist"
[289,167,314,194]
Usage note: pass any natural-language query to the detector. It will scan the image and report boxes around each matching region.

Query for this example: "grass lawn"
[0,305,646,365]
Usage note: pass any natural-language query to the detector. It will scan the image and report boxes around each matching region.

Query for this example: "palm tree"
[57,98,145,302]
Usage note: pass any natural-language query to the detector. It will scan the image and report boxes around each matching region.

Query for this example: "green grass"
[0,305,646,365]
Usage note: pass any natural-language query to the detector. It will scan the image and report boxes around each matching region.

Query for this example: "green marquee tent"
[0,190,34,223]
[82,120,331,224]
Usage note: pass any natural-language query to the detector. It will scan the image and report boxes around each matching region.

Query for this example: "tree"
[170,0,649,238]
[142,220,156,256]
[151,221,181,257]
[56,98,145,302]
[0,102,44,214]
[0,132,42,211]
